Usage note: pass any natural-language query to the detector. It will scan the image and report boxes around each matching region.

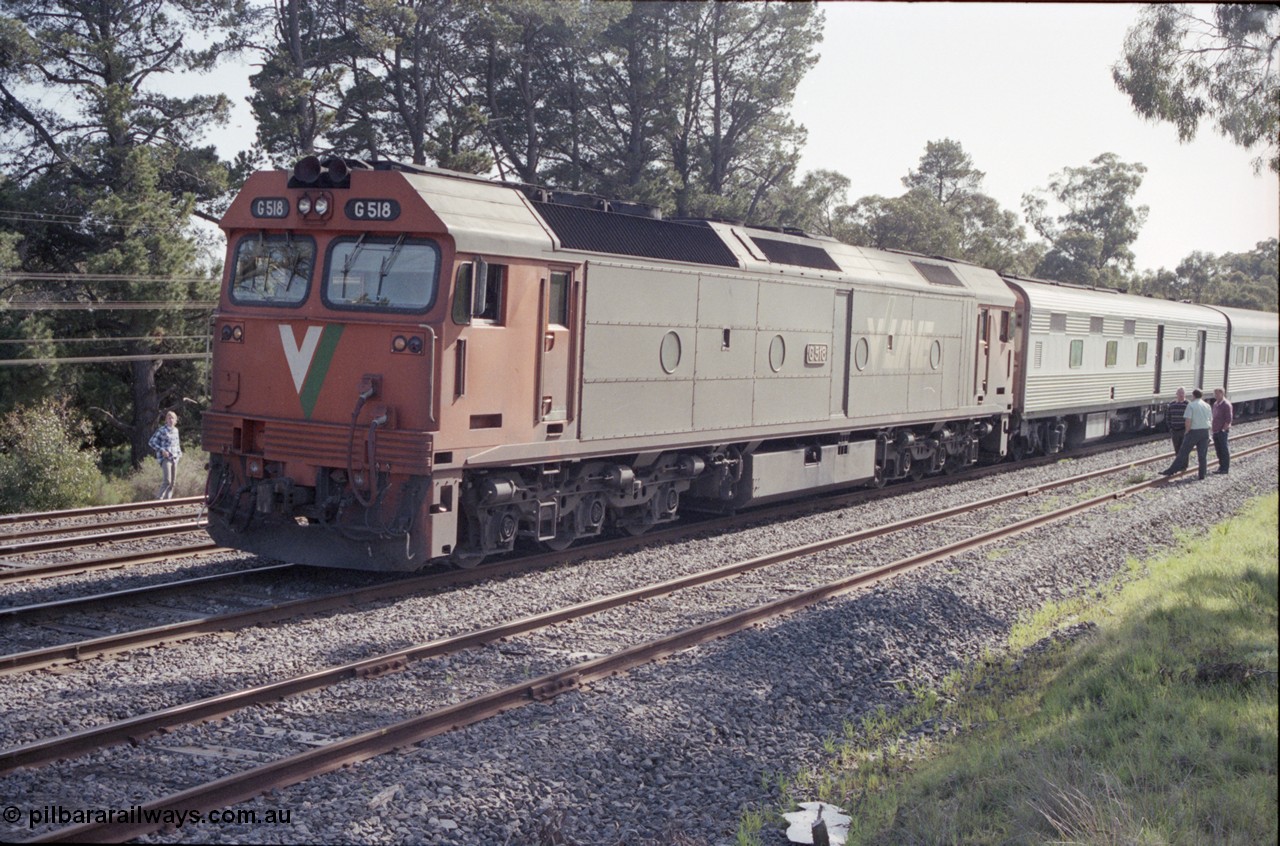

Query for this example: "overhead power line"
[0,334,208,346]
[2,301,215,311]
[2,272,215,284]
[0,353,209,366]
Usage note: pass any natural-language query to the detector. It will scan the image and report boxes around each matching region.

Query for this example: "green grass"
[746,493,1278,846]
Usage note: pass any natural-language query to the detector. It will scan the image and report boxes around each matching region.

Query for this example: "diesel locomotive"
[202,157,1279,570]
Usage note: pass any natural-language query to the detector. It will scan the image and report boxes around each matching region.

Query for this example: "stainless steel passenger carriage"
[1003,277,1228,456]
[1211,305,1280,412]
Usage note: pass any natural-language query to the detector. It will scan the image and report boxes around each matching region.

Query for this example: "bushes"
[0,399,106,513]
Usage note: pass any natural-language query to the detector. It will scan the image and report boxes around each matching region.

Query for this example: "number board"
[805,343,829,366]
[345,199,401,221]
[251,197,289,218]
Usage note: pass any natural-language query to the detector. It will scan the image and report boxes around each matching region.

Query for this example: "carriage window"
[1247,346,1255,364]
[1069,339,1084,368]
[999,310,1011,343]
[1105,340,1118,367]
[229,235,315,306]
[324,236,439,312]
[1236,347,1245,365]
[549,270,570,327]
[1136,342,1148,366]
[1172,347,1186,362]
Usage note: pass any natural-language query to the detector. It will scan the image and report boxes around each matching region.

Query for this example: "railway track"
[0,498,214,584]
[9,436,1275,842]
[1,426,1273,677]
[1,424,1269,588]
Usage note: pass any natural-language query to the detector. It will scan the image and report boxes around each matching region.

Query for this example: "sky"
[195,2,1278,274]
[790,2,1278,273]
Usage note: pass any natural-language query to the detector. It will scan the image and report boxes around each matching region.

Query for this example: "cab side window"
[549,270,570,327]
[451,259,507,325]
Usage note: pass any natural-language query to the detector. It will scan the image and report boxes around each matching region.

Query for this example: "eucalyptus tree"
[842,139,1037,273]
[0,0,244,465]
[1114,3,1279,174]
[662,1,821,220]
[248,0,346,163]
[1022,153,1149,290]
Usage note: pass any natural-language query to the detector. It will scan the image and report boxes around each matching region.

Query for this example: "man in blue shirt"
[1160,388,1212,480]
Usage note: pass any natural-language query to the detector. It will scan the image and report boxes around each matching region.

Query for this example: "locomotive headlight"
[231,325,244,342]
[392,335,408,352]
[313,195,330,216]
[246,458,263,478]
[221,325,233,341]
[407,336,423,354]
[297,196,312,215]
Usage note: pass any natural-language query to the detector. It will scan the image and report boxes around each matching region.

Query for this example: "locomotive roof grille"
[532,201,740,268]
[910,260,964,287]
[750,236,841,271]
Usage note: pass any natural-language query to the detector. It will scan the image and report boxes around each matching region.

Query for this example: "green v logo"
[279,324,344,419]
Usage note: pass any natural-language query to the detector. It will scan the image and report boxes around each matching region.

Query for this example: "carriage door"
[1194,329,1207,390]
[974,308,991,401]
[831,291,852,416]
[1154,325,1165,394]
[537,269,573,425]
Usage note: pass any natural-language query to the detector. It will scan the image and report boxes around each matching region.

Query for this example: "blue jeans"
[1166,429,1209,479]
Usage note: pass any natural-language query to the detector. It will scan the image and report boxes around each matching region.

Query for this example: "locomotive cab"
[204,158,457,569]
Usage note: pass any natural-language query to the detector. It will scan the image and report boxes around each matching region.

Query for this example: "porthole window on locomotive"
[230,235,315,306]
[323,236,440,312]
[768,334,786,372]
[853,337,870,371]
[659,331,682,374]
[929,338,942,370]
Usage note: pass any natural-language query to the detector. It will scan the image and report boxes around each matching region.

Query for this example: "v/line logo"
[278,324,345,419]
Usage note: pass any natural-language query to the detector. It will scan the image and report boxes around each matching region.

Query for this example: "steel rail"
[0,563,298,623]
[0,510,206,543]
[0,497,203,526]
[7,440,1272,779]
[0,521,207,556]
[0,541,223,586]
[34,438,1276,844]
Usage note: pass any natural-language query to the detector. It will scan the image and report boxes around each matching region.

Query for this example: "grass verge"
[748,492,1278,845]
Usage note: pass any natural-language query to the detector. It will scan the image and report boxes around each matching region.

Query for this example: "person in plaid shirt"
[148,411,183,500]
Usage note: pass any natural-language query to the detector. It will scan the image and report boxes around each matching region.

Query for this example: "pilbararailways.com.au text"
[17,804,292,829]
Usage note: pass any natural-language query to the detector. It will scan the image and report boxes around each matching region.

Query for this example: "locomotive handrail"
[420,323,436,424]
